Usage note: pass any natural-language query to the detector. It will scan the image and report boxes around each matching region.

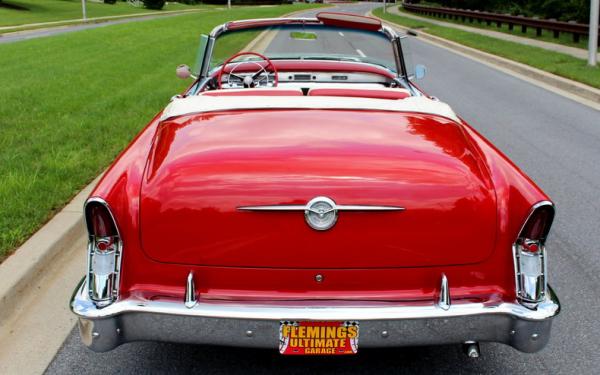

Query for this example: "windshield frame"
[197,17,409,82]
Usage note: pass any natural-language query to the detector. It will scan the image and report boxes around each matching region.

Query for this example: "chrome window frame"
[195,18,413,89]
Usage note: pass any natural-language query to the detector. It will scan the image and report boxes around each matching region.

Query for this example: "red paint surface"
[88,67,551,304]
[141,110,496,268]
[226,13,382,33]
[316,12,382,32]
[202,89,303,96]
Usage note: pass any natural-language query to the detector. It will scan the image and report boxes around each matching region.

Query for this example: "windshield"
[210,25,398,74]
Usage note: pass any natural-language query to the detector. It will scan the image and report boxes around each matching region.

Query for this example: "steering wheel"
[217,52,278,89]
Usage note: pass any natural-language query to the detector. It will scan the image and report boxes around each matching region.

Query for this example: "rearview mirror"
[176,64,195,80]
[415,64,427,80]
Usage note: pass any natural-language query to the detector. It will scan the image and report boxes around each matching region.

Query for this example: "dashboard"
[221,71,392,89]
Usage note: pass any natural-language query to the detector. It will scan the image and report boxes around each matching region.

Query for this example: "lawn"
[395,5,591,50]
[0,0,215,28]
[0,3,323,261]
[374,7,600,89]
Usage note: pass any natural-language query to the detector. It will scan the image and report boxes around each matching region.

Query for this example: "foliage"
[397,5,590,50]
[202,1,290,4]
[431,0,593,23]
[143,0,165,10]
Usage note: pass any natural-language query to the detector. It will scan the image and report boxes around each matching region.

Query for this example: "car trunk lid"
[140,109,496,268]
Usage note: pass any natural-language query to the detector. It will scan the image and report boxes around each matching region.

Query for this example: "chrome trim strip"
[237,205,307,211]
[335,205,406,211]
[203,17,407,80]
[238,197,404,231]
[238,204,405,212]
[72,279,559,322]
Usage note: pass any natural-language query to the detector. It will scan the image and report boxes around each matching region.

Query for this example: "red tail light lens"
[520,239,540,253]
[87,204,118,238]
[519,204,554,244]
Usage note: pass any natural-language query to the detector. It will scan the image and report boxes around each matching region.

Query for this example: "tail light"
[85,198,122,307]
[513,201,555,308]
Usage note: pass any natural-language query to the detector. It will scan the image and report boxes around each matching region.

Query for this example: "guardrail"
[402,3,600,45]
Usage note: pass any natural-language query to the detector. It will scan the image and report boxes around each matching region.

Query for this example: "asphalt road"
[47,3,600,374]
[0,12,201,44]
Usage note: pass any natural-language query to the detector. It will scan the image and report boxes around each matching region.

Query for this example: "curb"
[0,177,98,324]
[370,11,600,109]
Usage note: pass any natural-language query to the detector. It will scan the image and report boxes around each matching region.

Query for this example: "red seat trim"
[308,88,410,100]
[201,89,303,97]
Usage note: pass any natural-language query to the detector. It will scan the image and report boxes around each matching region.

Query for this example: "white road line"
[339,32,345,37]
[356,49,366,57]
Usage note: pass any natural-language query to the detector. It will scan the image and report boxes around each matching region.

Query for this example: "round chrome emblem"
[304,197,338,231]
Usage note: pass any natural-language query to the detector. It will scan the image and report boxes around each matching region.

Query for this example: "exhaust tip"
[463,341,480,358]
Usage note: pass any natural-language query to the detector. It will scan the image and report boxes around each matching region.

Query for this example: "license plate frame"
[279,321,359,355]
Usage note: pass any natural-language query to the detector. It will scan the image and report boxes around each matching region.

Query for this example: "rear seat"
[201,88,304,96]
[307,88,410,100]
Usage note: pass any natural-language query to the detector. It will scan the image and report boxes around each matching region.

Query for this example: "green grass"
[0,3,323,261]
[0,0,215,28]
[374,7,600,89]
[290,31,317,40]
[395,6,589,50]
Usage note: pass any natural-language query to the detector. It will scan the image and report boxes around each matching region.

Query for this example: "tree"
[436,0,592,23]
[143,0,165,9]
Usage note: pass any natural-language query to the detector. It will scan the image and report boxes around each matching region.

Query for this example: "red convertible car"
[71,12,559,356]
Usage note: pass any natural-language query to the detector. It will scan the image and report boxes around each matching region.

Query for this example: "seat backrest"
[307,88,410,100]
[201,88,304,97]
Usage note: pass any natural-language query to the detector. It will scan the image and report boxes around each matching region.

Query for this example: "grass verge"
[395,6,590,51]
[0,3,323,261]
[0,0,217,29]
[374,7,600,89]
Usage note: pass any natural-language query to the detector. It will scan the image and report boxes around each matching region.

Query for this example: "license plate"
[279,321,359,355]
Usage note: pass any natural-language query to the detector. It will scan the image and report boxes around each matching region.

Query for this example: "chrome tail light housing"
[84,198,122,308]
[513,201,555,308]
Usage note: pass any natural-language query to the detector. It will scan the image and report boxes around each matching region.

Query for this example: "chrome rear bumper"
[70,279,560,353]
